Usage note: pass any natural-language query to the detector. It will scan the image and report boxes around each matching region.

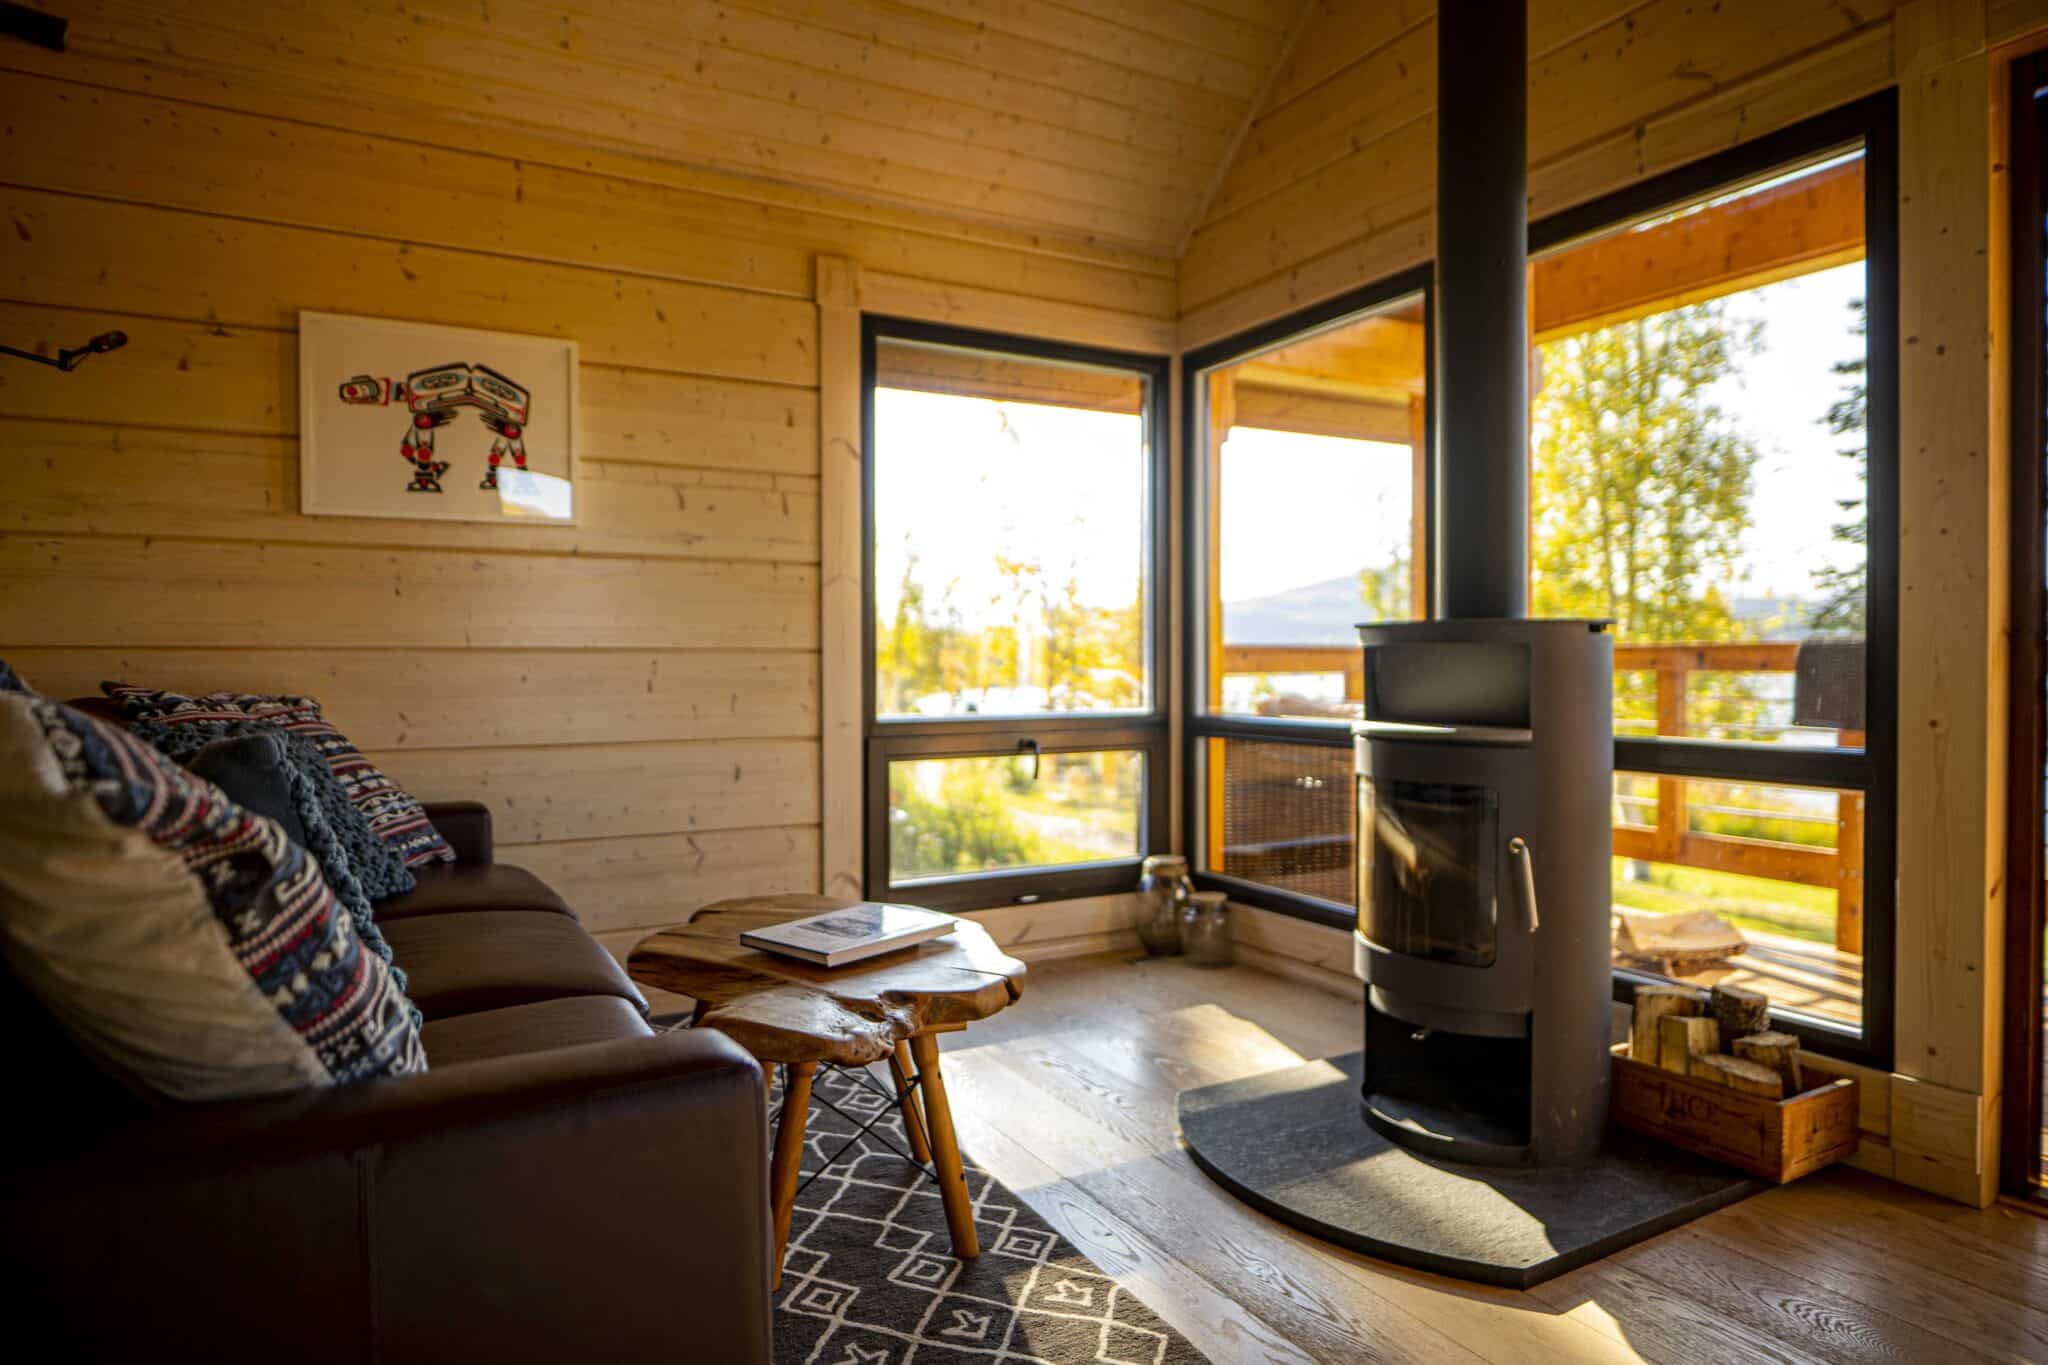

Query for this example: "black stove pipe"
[1434,0,1529,620]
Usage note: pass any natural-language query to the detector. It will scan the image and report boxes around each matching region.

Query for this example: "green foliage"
[889,761,1043,879]
[1357,547,1411,623]
[1533,303,1778,740]
[876,531,1143,715]
[1530,303,1762,642]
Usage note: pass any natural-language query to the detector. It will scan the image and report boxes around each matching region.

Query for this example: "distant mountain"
[1224,575,1825,645]
[1223,572,1375,645]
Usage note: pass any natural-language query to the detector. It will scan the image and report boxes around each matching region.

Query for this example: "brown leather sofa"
[1,776,773,1363]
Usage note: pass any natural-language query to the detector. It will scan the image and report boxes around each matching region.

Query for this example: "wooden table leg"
[908,1032,978,1260]
[889,1040,933,1164]
[769,1061,816,1289]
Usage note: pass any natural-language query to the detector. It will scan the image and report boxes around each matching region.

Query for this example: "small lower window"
[887,750,1145,884]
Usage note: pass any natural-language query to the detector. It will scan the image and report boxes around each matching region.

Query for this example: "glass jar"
[1182,890,1232,967]
[1135,854,1193,956]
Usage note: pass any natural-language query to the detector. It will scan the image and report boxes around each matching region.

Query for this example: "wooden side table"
[627,895,1026,1285]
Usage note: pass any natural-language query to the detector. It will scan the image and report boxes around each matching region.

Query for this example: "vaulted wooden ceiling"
[36,0,1309,259]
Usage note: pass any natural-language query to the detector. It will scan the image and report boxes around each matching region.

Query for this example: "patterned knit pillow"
[132,719,409,985]
[0,692,425,1100]
[102,684,455,870]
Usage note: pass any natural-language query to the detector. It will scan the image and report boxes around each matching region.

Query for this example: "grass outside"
[1612,856,1837,945]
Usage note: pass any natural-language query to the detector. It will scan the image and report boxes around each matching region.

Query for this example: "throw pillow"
[185,730,307,846]
[132,718,414,900]
[101,683,455,870]
[0,692,426,1100]
[136,719,408,986]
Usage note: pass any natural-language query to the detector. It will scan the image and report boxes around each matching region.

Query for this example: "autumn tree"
[1531,303,1762,641]
[1531,303,1765,738]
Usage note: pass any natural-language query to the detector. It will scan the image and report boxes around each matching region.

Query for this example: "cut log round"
[1629,984,1701,1066]
[1733,1030,1803,1093]
[1693,1053,1786,1097]
[1710,983,1771,1043]
[1658,1014,1720,1076]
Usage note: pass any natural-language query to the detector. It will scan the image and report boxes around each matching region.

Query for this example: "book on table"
[740,902,959,968]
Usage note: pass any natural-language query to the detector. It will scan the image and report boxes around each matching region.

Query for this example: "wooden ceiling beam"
[875,342,1143,413]
[1532,156,1866,343]
[1222,316,1426,402]
[1232,384,1412,443]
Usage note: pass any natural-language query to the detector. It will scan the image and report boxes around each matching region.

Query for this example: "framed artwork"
[298,311,579,524]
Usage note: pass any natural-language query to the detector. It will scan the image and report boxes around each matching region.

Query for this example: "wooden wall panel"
[0,0,1299,257]
[1890,5,2005,1208]
[0,14,1174,953]
[0,422,819,565]
[379,740,821,845]
[0,537,818,651]
[1181,0,1899,335]
[3,649,820,749]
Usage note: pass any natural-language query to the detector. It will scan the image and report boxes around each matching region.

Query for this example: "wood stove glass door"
[1358,778,1498,967]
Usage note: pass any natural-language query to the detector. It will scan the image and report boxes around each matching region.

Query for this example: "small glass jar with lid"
[1181,890,1233,967]
[1135,854,1193,955]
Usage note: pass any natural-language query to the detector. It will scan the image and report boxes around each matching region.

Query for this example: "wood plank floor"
[932,953,2048,1365]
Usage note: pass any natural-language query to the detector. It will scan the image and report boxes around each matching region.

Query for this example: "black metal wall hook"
[0,331,128,372]
[0,1,65,53]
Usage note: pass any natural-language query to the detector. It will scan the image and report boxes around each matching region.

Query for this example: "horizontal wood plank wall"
[0,57,1172,959]
[0,0,1303,258]
[1180,0,1902,345]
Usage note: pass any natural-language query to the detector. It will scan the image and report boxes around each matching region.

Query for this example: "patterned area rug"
[770,1063,1209,1365]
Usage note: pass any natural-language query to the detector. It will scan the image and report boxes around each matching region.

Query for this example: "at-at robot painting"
[337,361,535,494]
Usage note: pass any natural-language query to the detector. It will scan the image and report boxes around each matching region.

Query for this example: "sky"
[871,387,1147,629]
[872,261,1868,635]
[1708,261,1867,600]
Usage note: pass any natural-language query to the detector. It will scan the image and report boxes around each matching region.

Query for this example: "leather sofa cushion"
[420,996,656,1068]
[374,862,573,922]
[383,911,646,1020]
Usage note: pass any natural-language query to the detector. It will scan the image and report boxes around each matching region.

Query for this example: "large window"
[1181,98,1896,1063]
[1532,96,1898,1059]
[863,321,1168,910]
[1185,275,1432,923]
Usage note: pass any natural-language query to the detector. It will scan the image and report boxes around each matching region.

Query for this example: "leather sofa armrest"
[10,1029,773,1363]
[422,798,492,863]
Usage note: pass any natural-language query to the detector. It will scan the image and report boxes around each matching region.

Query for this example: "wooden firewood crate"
[1609,1043,1859,1182]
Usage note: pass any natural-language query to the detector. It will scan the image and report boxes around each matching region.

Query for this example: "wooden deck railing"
[1221,640,1865,953]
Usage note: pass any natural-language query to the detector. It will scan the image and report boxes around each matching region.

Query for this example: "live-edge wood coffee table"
[627,895,1026,1286]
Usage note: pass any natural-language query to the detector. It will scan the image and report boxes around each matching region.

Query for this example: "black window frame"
[861,315,1172,913]
[1179,266,1437,931]
[1539,93,1900,1071]
[1179,92,1900,1070]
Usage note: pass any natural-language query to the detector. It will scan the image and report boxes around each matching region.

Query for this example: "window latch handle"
[1017,737,1040,782]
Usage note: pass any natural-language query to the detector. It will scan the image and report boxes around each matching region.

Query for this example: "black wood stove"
[1351,619,1613,1165]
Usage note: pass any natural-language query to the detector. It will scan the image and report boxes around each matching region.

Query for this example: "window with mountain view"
[864,327,1167,910]
[1530,145,1886,1039]
[1201,292,1428,723]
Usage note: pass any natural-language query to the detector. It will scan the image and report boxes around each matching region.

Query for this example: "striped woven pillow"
[102,684,456,870]
[0,692,425,1099]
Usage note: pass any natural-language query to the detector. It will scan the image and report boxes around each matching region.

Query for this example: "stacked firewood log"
[1628,982,1802,1098]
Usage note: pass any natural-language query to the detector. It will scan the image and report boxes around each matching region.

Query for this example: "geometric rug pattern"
[769,1064,1209,1365]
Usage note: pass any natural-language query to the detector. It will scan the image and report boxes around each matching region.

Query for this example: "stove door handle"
[1507,836,1540,933]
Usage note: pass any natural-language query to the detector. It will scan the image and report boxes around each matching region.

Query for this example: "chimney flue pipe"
[1433,0,1529,620]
